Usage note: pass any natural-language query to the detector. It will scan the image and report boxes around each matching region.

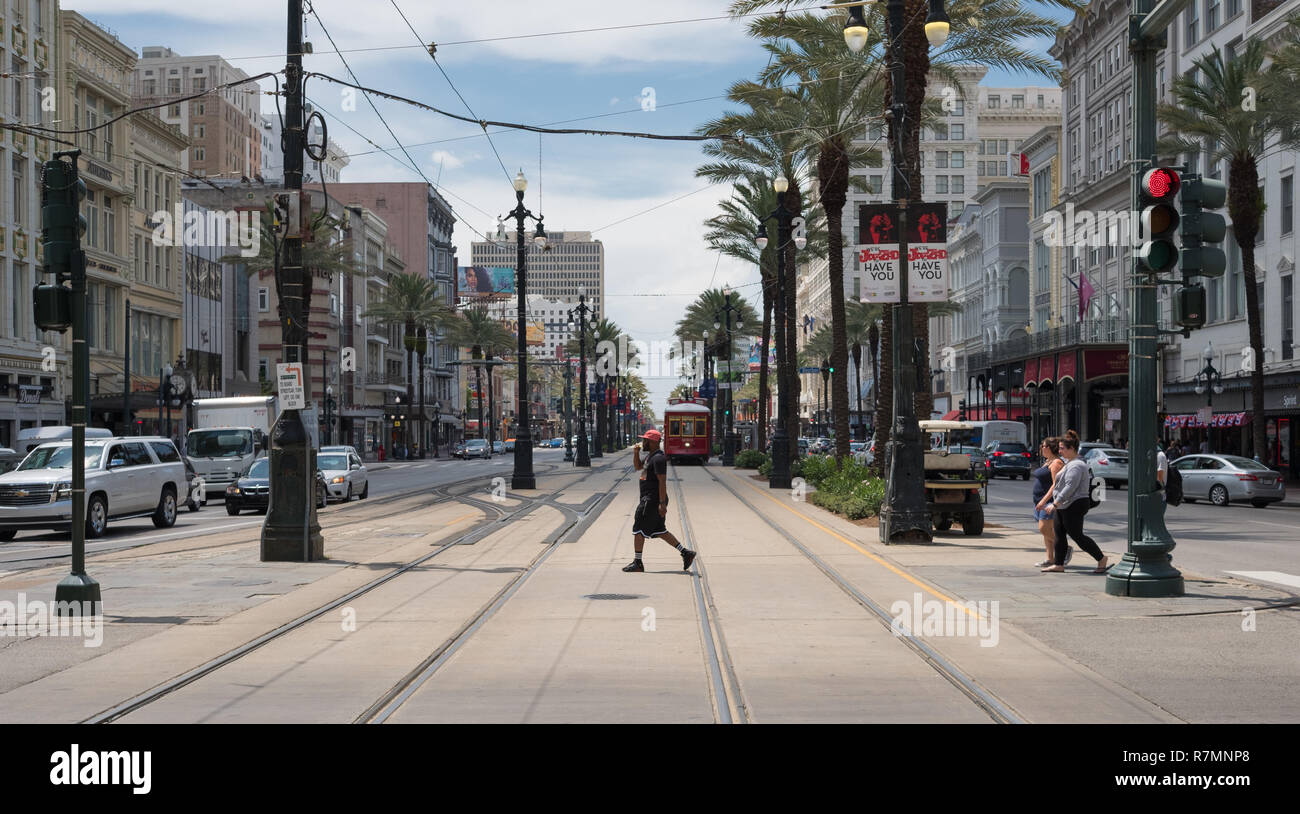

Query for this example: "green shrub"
[734,449,768,469]
[759,455,803,478]
[806,474,886,520]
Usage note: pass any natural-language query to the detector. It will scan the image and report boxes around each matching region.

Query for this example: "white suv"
[0,437,188,540]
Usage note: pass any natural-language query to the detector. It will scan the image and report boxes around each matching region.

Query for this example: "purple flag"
[1078,274,1095,320]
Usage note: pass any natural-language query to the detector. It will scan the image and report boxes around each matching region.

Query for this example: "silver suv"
[0,437,188,540]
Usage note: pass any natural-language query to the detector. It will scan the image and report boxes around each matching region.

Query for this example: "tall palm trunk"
[852,342,863,441]
[1229,155,1267,460]
[872,314,893,476]
[404,323,416,457]
[474,364,485,441]
[818,141,853,464]
[758,280,772,452]
[487,354,496,449]
[869,320,880,434]
[417,328,427,458]
[783,185,804,465]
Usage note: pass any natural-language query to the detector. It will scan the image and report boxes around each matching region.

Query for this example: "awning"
[1024,358,1039,387]
[1163,412,1251,428]
[1038,355,1055,384]
[964,405,1031,420]
[1057,352,1077,383]
[940,409,960,420]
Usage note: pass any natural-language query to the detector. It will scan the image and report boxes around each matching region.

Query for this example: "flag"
[1008,153,1029,176]
[1078,274,1095,320]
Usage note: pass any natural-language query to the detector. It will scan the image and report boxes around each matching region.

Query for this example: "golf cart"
[919,420,986,536]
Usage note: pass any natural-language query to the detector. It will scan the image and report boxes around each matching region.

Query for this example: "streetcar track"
[81,458,628,724]
[670,465,749,724]
[691,465,1025,725]
[359,466,635,724]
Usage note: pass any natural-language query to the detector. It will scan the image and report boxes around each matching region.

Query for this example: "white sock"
[633,552,642,561]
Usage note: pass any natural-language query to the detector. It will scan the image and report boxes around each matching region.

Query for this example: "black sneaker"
[622,560,644,572]
[681,549,697,571]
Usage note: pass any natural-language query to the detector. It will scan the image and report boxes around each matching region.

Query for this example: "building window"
[1282,175,1293,235]
[951,176,964,194]
[934,123,948,140]
[951,124,964,140]
[868,175,883,195]
[258,287,269,311]
[1186,6,1199,46]
[988,95,1000,109]
[1206,0,1220,32]
[935,176,949,194]
[951,151,964,168]
[951,100,964,116]
[1284,275,1294,360]
[1037,94,1045,108]
[1011,95,1024,108]
[935,151,948,169]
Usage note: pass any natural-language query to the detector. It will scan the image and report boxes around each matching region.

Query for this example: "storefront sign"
[1084,349,1128,381]
[18,385,41,404]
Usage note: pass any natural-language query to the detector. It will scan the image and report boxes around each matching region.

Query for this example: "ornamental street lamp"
[1194,341,1225,453]
[505,169,545,489]
[840,0,948,543]
[568,287,592,466]
[324,385,336,446]
[756,175,806,489]
[820,360,831,438]
[562,360,575,462]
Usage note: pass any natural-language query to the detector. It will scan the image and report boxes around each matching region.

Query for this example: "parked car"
[1083,447,1129,488]
[1171,454,1286,507]
[504,438,516,452]
[226,458,328,515]
[0,437,188,540]
[463,439,491,459]
[492,441,504,454]
[318,449,369,502]
[550,437,564,448]
[982,440,1033,479]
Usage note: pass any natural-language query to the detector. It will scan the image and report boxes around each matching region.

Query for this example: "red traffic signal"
[1140,167,1181,201]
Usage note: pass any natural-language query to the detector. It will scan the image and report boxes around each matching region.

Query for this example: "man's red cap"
[640,429,662,441]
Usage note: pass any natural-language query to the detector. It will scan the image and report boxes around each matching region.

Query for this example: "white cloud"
[429,149,465,170]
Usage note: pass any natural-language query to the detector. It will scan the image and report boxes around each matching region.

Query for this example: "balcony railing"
[987,317,1130,365]
[365,372,406,386]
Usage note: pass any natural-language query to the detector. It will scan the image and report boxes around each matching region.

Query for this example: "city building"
[321,182,461,454]
[0,0,63,446]
[470,229,605,321]
[262,113,348,184]
[131,46,262,179]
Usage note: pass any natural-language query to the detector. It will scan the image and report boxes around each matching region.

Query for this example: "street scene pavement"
[3,450,1295,725]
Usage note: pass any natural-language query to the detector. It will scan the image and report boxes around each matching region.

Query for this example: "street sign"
[1196,405,1212,427]
[276,362,306,410]
[716,381,741,390]
[798,366,822,373]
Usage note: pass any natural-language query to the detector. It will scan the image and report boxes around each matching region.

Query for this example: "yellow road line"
[733,472,979,617]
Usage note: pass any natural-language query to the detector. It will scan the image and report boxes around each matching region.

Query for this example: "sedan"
[550,438,564,448]
[452,442,467,459]
[226,458,327,515]
[318,450,369,502]
[983,441,1033,479]
[1084,447,1129,488]
[463,439,491,459]
[1172,454,1286,507]
[492,441,505,454]
[947,445,988,472]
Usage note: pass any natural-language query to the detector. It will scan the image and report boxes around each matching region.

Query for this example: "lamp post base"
[768,429,791,489]
[54,573,101,611]
[1105,552,1184,597]
[879,434,932,544]
[261,412,324,562]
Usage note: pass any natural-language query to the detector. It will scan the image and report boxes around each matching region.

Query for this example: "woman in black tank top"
[1032,437,1065,568]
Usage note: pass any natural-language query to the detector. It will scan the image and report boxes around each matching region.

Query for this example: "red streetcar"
[663,398,712,464]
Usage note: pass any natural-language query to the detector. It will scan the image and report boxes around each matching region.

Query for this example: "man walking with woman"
[1041,430,1109,574]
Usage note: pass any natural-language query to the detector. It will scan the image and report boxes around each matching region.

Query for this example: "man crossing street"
[623,429,696,573]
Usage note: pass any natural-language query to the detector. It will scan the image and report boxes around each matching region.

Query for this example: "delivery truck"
[185,396,319,500]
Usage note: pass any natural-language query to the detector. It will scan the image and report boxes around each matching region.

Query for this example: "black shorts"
[632,497,668,537]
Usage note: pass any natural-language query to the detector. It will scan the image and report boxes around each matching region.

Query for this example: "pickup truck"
[0,437,188,540]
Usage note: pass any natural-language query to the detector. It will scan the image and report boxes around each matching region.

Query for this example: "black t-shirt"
[639,449,667,501]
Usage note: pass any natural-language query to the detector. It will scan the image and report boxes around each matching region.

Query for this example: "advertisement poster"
[906,201,949,302]
[457,266,515,298]
[857,203,901,303]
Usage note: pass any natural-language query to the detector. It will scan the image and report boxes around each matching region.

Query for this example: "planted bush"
[734,449,768,469]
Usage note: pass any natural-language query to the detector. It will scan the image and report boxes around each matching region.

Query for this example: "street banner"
[906,201,949,302]
[857,203,901,303]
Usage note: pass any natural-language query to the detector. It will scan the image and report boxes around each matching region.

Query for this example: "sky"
[72,0,1067,420]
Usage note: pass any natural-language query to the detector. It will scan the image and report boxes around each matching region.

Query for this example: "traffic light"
[34,155,87,332]
[1136,167,1180,274]
[1173,173,1227,331]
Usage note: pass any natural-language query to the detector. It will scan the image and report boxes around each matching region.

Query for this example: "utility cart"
[919,420,985,536]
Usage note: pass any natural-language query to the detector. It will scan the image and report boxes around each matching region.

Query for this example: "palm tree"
[1159,31,1300,462]
[698,82,815,469]
[751,12,886,463]
[447,307,514,445]
[364,273,452,457]
[676,288,761,448]
[734,0,1072,452]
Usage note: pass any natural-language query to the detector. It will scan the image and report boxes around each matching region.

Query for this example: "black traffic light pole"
[38,151,99,612]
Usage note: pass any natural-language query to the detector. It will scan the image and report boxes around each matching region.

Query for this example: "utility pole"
[1106,0,1187,596]
[262,0,322,560]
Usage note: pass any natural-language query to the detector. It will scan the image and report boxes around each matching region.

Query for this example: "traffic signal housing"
[1179,174,1227,278]
[1136,167,1180,274]
[34,155,87,332]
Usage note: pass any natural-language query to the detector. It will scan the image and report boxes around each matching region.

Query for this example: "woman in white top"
[1042,430,1109,574]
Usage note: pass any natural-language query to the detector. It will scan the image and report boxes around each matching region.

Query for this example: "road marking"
[1226,571,1300,590]
[734,474,978,619]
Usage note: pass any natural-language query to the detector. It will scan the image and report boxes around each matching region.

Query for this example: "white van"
[16,426,114,456]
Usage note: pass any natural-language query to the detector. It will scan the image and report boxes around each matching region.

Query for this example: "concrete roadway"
[0,448,575,570]
[981,474,1300,593]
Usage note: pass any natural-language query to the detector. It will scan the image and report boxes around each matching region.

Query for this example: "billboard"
[457,266,515,298]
